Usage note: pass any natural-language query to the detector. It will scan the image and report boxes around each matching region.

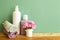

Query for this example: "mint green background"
[0,0,60,33]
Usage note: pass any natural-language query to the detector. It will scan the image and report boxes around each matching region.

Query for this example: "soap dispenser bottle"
[21,15,28,35]
[13,5,21,34]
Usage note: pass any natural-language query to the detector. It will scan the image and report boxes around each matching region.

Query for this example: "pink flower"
[22,20,36,29]
[27,21,36,29]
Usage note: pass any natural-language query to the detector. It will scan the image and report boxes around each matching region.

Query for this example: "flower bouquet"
[22,20,36,37]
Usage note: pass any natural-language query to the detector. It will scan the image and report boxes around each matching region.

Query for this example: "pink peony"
[22,20,36,29]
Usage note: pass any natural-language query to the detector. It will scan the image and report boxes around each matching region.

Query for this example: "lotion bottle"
[21,15,28,35]
[13,5,21,34]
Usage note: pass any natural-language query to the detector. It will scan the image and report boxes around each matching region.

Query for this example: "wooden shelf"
[0,33,60,40]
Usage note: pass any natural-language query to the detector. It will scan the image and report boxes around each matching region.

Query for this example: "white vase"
[25,29,33,37]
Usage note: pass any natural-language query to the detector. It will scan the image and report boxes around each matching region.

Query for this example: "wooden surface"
[33,33,60,37]
[0,33,60,40]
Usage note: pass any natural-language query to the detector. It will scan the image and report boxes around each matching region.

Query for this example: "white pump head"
[15,5,19,11]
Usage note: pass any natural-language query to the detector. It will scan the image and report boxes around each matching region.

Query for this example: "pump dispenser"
[13,5,21,34]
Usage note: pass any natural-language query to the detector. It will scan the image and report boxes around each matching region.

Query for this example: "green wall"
[0,0,60,33]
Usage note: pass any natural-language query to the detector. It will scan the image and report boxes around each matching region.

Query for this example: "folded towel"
[3,21,18,38]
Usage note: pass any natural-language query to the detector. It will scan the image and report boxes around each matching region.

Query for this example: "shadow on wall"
[0,10,13,32]
[0,23,3,32]
[6,8,14,23]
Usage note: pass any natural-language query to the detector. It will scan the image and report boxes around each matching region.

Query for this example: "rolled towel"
[3,21,18,38]
[8,32,17,38]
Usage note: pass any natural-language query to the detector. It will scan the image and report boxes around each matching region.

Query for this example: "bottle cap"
[23,15,28,20]
[15,5,19,11]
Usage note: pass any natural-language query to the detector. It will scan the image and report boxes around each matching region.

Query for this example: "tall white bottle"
[21,15,28,35]
[13,5,21,34]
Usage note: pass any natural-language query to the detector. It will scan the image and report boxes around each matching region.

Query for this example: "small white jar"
[25,29,33,37]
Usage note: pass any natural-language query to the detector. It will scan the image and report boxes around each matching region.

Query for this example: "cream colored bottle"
[13,5,21,34]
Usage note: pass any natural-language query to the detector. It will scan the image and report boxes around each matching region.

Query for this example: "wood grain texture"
[33,33,60,37]
[0,33,60,40]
